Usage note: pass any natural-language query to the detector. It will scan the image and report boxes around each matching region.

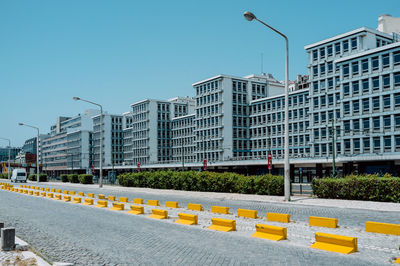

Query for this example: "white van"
[11,169,27,183]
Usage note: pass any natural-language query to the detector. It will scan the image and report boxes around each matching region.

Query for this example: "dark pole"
[332,119,336,177]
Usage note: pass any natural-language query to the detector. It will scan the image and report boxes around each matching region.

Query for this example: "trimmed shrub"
[311,175,400,203]
[28,174,36,181]
[60,174,68,182]
[117,170,284,196]
[0,173,8,179]
[28,174,47,182]
[68,174,79,183]
[78,174,93,184]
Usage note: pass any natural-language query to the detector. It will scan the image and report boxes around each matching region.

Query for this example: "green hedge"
[311,175,400,203]
[0,173,8,179]
[60,174,68,182]
[67,174,79,183]
[117,171,284,195]
[78,174,93,184]
[28,174,47,182]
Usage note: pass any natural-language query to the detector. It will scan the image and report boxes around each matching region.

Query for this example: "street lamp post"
[18,123,40,183]
[244,11,291,201]
[0,138,11,180]
[73,97,104,188]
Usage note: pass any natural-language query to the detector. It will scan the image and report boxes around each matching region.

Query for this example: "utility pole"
[331,119,336,177]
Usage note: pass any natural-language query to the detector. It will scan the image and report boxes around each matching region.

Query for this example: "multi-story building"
[123,97,194,166]
[171,114,196,163]
[92,113,124,168]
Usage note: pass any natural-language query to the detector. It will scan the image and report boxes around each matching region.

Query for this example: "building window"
[363,118,370,130]
[362,79,369,93]
[335,42,341,55]
[395,93,400,107]
[320,47,325,59]
[373,97,380,111]
[384,115,391,129]
[352,81,359,95]
[382,54,390,68]
[374,137,380,151]
[363,99,369,112]
[351,37,357,50]
[372,57,379,71]
[327,45,333,57]
[327,62,333,73]
[343,40,349,52]
[362,59,369,73]
[312,50,318,61]
[343,83,350,96]
[373,117,380,130]
[352,62,359,75]
[320,64,326,75]
[354,139,360,152]
[372,77,380,91]
[343,64,349,78]
[395,72,400,87]
[394,51,400,66]
[343,102,350,115]
[364,138,370,152]
[353,101,359,114]
[383,74,391,89]
[354,119,360,131]
[313,66,318,77]
[384,95,391,110]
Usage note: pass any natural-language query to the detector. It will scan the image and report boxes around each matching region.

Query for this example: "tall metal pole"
[18,123,40,183]
[244,11,291,201]
[0,138,11,180]
[332,119,336,177]
[181,138,184,171]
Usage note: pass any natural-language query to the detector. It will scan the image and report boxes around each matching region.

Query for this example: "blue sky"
[1,0,399,146]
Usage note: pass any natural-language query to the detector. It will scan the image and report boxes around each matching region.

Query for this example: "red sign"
[137,162,141,172]
[267,154,272,170]
[203,159,207,171]
[91,165,95,173]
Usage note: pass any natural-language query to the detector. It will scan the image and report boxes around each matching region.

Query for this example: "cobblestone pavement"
[1,182,399,265]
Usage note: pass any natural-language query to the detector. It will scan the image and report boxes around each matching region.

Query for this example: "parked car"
[11,168,27,183]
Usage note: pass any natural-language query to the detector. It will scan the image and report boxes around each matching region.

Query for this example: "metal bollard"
[1,227,15,251]
[0,222,3,237]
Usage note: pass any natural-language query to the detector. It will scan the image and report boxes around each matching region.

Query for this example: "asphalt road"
[1,183,397,265]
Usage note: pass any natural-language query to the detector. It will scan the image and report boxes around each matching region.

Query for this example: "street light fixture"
[19,122,40,183]
[0,138,11,180]
[73,96,104,188]
[244,11,291,201]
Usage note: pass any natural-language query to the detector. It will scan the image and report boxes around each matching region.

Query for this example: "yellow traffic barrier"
[108,195,116,201]
[119,197,128,203]
[70,191,76,195]
[95,200,108,208]
[51,188,55,192]
[56,189,61,193]
[149,209,168,219]
[88,193,95,198]
[395,257,400,264]
[128,205,144,215]
[310,232,358,254]
[365,221,400,236]
[78,192,84,196]
[41,187,45,191]
[148,200,159,206]
[237,209,258,219]
[34,191,40,196]
[63,190,69,195]
[62,195,71,202]
[83,198,94,206]
[133,198,144,204]
[45,188,50,192]
[46,193,54,199]
[23,190,28,194]
[166,201,179,208]
[309,216,338,228]
[175,213,198,225]
[28,191,33,195]
[267,212,290,223]
[211,206,229,215]
[26,185,30,188]
[251,224,287,241]
[54,194,62,200]
[72,197,82,204]
[208,218,236,232]
[35,186,39,190]
[40,192,46,197]
[98,194,105,199]
[110,202,124,211]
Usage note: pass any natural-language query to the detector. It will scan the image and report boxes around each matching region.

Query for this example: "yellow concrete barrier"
[34,191,40,196]
[149,209,168,219]
[35,186,40,190]
[267,212,290,223]
[128,205,144,215]
[175,213,198,225]
[45,188,50,192]
[46,193,54,199]
[309,216,338,228]
[98,194,105,199]
[365,221,400,236]
[208,218,236,232]
[28,191,33,195]
[78,192,84,196]
[63,190,69,195]
[108,195,116,201]
[54,194,62,200]
[110,202,124,211]
[62,195,71,202]
[88,193,95,198]
[26,185,30,188]
[119,197,128,203]
[395,257,400,264]
[56,189,61,193]
[83,198,94,206]
[166,201,179,208]
[133,198,144,204]
[95,200,108,208]
[310,232,358,254]
[51,188,55,192]
[40,192,46,197]
[211,206,229,215]
[70,191,76,195]
[237,209,258,219]
[148,200,159,206]
[24,190,28,194]
[72,197,82,204]
[251,224,287,241]
[40,187,45,191]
